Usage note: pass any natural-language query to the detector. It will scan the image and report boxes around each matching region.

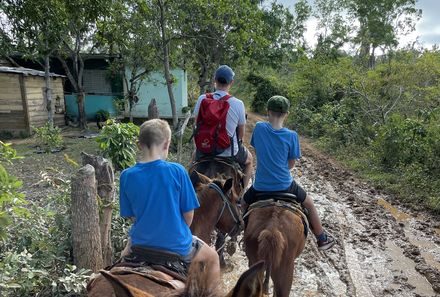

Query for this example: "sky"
[277,0,440,49]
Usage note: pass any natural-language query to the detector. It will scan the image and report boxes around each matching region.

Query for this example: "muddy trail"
[221,112,440,297]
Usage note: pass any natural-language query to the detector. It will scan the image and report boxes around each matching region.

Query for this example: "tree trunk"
[44,55,53,124]
[71,164,103,272]
[77,90,87,129]
[81,152,115,267]
[198,60,209,95]
[158,0,178,130]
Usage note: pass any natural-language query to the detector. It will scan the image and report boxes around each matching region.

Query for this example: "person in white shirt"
[193,65,253,189]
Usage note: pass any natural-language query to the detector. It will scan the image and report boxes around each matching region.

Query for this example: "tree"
[98,0,160,122]
[155,0,179,130]
[346,0,421,67]
[313,0,351,60]
[56,0,110,129]
[176,0,276,94]
[2,0,66,124]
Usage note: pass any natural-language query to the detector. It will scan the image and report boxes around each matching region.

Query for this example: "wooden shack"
[0,67,65,136]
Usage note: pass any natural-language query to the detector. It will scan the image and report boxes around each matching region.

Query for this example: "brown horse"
[87,260,265,297]
[244,200,307,297]
[189,159,244,266]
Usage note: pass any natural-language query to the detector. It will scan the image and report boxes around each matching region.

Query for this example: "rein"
[208,182,243,252]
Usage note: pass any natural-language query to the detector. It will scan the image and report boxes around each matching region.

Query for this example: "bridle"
[208,182,243,251]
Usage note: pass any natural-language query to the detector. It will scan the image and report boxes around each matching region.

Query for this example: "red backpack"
[194,93,232,155]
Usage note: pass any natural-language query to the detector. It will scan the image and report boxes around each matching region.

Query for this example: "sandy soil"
[221,112,440,297]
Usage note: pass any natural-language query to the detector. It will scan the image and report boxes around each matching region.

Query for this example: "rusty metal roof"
[0,66,65,78]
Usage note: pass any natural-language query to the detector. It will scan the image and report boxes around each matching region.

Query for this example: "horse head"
[189,170,243,245]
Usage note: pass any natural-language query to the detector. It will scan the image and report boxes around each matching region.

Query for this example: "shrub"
[0,181,91,296]
[0,141,26,239]
[96,120,139,170]
[95,109,110,122]
[33,122,64,152]
[246,73,287,113]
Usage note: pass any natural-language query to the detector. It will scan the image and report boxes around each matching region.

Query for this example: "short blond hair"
[139,119,171,148]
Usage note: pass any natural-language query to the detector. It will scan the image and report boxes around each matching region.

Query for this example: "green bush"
[0,141,26,239]
[96,120,140,170]
[246,73,287,113]
[0,181,91,296]
[96,109,110,122]
[33,122,64,152]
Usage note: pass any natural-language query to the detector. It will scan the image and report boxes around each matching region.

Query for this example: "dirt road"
[222,112,440,297]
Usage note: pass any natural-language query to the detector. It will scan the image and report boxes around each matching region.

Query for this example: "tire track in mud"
[221,112,440,297]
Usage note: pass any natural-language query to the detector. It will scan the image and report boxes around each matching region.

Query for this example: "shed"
[0,67,65,136]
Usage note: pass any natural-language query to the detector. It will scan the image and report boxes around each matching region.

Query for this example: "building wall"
[65,94,119,120]
[124,69,188,118]
[0,73,65,136]
[0,73,26,134]
[25,76,65,128]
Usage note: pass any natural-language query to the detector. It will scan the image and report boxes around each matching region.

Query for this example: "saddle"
[87,264,186,293]
[88,247,189,293]
[243,195,309,237]
[122,245,190,279]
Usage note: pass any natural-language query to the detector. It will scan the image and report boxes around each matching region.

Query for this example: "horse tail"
[257,228,286,269]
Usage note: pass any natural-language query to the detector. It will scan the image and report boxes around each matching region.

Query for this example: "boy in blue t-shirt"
[120,119,220,278]
[243,96,335,250]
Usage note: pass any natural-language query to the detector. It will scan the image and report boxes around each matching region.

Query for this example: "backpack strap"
[219,94,232,101]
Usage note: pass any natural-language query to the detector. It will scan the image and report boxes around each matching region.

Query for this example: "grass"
[310,138,440,214]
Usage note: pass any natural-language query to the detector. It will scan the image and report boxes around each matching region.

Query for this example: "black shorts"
[243,180,307,205]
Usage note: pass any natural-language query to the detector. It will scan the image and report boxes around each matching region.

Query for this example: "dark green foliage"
[96,120,140,171]
[250,50,440,212]
[246,73,288,113]
[96,109,111,122]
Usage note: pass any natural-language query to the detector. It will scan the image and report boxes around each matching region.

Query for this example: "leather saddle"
[245,194,309,237]
[122,246,190,280]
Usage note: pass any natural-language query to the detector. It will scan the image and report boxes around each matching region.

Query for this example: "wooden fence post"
[82,152,115,267]
[148,98,159,119]
[177,111,191,163]
[71,164,103,272]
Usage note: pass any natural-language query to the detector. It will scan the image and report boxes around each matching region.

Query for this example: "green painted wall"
[125,69,188,118]
[65,94,119,120]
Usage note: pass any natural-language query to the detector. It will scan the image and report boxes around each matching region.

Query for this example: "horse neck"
[191,188,222,243]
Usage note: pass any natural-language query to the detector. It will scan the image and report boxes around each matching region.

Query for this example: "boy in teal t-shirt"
[120,119,220,277]
[243,96,335,250]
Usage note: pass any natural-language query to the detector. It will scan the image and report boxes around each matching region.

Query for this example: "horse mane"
[170,261,221,297]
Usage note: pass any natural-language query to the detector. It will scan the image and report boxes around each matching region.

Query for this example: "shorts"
[243,180,307,205]
[183,236,203,262]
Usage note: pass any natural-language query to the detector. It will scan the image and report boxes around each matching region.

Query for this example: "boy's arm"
[288,159,296,169]
[183,210,194,226]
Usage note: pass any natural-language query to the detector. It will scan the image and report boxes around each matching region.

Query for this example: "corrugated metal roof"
[0,66,65,78]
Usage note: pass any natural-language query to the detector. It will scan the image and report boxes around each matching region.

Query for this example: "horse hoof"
[226,241,237,256]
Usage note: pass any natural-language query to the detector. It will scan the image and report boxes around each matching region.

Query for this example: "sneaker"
[317,232,335,251]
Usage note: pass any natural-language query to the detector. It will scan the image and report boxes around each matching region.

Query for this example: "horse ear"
[190,170,202,188]
[222,178,234,194]
[227,261,265,297]
[190,171,211,189]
